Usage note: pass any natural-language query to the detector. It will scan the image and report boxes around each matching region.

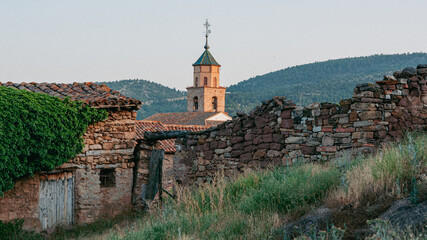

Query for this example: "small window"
[204,77,208,86]
[194,97,198,111]
[100,169,116,187]
[195,77,198,87]
[214,77,217,87]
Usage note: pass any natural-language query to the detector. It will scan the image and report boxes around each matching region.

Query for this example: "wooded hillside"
[101,53,427,119]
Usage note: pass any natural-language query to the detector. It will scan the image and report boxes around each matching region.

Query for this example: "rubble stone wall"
[0,109,138,230]
[62,110,137,224]
[174,65,427,185]
[0,175,41,230]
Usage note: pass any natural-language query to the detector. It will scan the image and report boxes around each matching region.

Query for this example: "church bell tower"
[187,20,226,113]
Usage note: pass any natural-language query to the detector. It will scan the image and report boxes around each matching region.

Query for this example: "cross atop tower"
[204,19,211,50]
[204,19,211,37]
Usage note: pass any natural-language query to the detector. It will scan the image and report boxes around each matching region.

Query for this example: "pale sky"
[1,0,426,90]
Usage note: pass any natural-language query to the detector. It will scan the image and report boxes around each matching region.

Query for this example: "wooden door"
[39,172,74,230]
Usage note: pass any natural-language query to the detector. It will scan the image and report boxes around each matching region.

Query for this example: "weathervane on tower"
[204,19,211,50]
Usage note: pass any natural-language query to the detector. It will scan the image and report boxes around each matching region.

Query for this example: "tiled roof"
[135,120,209,153]
[0,82,141,109]
[193,50,220,66]
[144,112,222,126]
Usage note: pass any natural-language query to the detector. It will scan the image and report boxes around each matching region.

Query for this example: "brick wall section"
[174,65,427,185]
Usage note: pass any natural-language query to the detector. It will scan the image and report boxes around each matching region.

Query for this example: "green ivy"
[0,86,107,196]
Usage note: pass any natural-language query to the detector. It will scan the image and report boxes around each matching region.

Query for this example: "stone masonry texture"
[0,109,138,231]
[174,65,427,185]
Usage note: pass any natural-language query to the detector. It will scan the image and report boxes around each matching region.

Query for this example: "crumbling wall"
[174,65,427,185]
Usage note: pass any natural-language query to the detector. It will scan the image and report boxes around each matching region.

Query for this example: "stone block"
[316,146,337,152]
[322,136,334,146]
[285,136,304,144]
[358,111,382,120]
[353,120,374,127]
[267,150,281,158]
[281,110,292,119]
[253,149,266,160]
[301,144,316,155]
[239,152,252,162]
[351,103,377,111]
[280,119,294,128]
[338,117,349,124]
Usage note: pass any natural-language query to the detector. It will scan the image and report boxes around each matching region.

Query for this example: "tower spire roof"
[193,19,220,66]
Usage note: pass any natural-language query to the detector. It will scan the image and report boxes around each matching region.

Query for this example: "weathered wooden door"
[146,149,165,200]
[39,172,74,230]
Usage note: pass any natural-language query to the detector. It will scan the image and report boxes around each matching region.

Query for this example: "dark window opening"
[214,77,217,87]
[100,169,116,187]
[194,97,198,111]
[195,77,198,87]
[204,77,208,86]
[212,97,218,111]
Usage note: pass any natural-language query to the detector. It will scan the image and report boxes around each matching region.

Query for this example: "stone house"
[0,82,141,231]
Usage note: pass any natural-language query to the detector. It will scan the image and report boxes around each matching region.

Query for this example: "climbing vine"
[0,86,107,195]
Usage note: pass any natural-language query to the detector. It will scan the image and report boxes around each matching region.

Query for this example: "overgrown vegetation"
[107,133,426,240]
[0,86,107,195]
[327,133,427,208]
[109,164,340,239]
[0,219,43,240]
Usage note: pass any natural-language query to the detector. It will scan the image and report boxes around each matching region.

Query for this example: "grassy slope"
[104,134,425,240]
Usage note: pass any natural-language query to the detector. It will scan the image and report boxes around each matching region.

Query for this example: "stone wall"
[132,141,174,206]
[174,65,427,185]
[61,110,137,224]
[0,175,41,230]
[0,109,138,230]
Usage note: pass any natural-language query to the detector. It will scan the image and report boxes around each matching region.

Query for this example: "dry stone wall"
[174,65,427,185]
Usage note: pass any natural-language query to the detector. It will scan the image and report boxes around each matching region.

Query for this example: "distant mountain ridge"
[100,53,427,119]
[97,79,186,119]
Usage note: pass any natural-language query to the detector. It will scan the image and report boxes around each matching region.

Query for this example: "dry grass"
[327,133,427,208]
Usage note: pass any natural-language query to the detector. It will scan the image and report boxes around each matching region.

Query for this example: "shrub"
[0,219,43,240]
[0,86,107,195]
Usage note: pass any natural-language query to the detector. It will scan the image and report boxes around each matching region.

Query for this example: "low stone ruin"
[174,65,427,185]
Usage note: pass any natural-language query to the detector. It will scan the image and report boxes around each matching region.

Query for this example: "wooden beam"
[144,130,189,141]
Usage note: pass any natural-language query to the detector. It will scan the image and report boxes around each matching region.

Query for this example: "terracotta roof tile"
[144,112,222,126]
[135,120,209,153]
[0,82,141,109]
